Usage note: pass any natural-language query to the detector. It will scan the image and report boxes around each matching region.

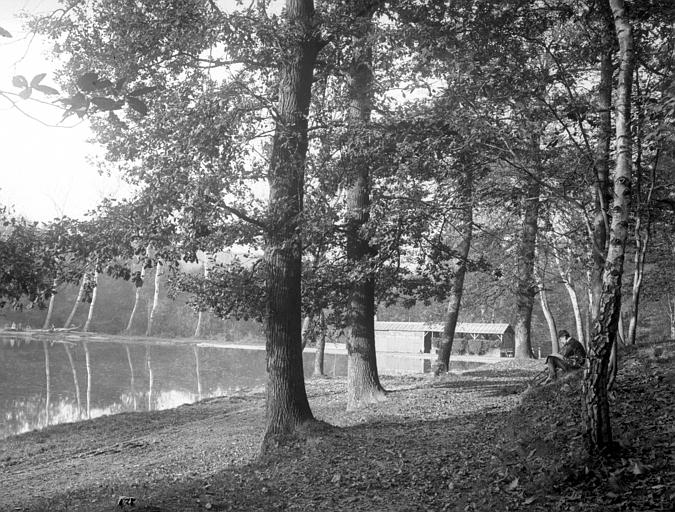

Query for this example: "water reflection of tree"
[145,345,153,411]
[193,346,202,401]
[42,340,50,426]
[83,341,92,419]
[124,344,138,411]
[62,341,82,418]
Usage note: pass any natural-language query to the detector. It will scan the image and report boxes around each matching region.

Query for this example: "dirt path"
[1,347,672,512]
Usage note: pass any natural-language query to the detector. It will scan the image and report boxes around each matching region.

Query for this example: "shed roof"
[374,321,513,335]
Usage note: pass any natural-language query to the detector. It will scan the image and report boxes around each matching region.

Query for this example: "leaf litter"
[0,343,672,511]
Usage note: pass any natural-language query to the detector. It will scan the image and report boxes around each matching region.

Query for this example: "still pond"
[0,334,484,438]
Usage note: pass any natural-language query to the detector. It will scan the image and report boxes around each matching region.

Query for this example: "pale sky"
[0,0,129,222]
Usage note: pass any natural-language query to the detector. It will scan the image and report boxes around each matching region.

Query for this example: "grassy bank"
[1,343,672,511]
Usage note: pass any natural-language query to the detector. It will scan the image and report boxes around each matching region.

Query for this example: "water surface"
[0,334,484,438]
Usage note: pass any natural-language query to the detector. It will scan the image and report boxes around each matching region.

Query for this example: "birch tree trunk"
[313,310,326,377]
[64,272,87,328]
[584,0,634,453]
[514,173,540,359]
[146,260,162,337]
[627,227,649,345]
[436,168,473,372]
[83,265,99,333]
[125,258,148,333]
[194,256,209,338]
[42,279,58,329]
[538,282,558,354]
[589,1,614,318]
[554,249,586,347]
[345,7,385,409]
[261,0,319,447]
[301,315,313,351]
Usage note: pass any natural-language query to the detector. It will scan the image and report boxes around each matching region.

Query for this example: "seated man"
[545,330,587,382]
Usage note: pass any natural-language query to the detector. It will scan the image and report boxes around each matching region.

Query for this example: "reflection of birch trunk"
[83,265,99,333]
[64,343,82,418]
[313,310,326,377]
[126,261,147,333]
[146,346,154,411]
[43,340,51,426]
[42,279,58,329]
[84,341,91,419]
[194,257,209,338]
[193,346,202,400]
[125,345,137,411]
[64,273,87,328]
[146,261,162,337]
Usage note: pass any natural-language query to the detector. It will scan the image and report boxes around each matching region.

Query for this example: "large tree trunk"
[345,7,385,409]
[514,174,540,359]
[436,168,473,372]
[589,1,614,318]
[146,260,162,337]
[584,0,634,454]
[261,0,319,447]
[64,272,87,328]
[83,265,99,333]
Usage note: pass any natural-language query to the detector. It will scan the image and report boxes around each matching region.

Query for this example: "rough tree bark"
[514,173,540,359]
[435,167,473,372]
[345,5,385,409]
[261,0,320,446]
[584,0,634,453]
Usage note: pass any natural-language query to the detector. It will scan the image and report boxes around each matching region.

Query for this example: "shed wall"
[376,331,424,353]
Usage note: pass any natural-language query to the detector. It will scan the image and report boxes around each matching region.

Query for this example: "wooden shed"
[374,321,515,357]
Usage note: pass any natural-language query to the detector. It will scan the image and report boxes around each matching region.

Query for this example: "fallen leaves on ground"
[1,344,673,511]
